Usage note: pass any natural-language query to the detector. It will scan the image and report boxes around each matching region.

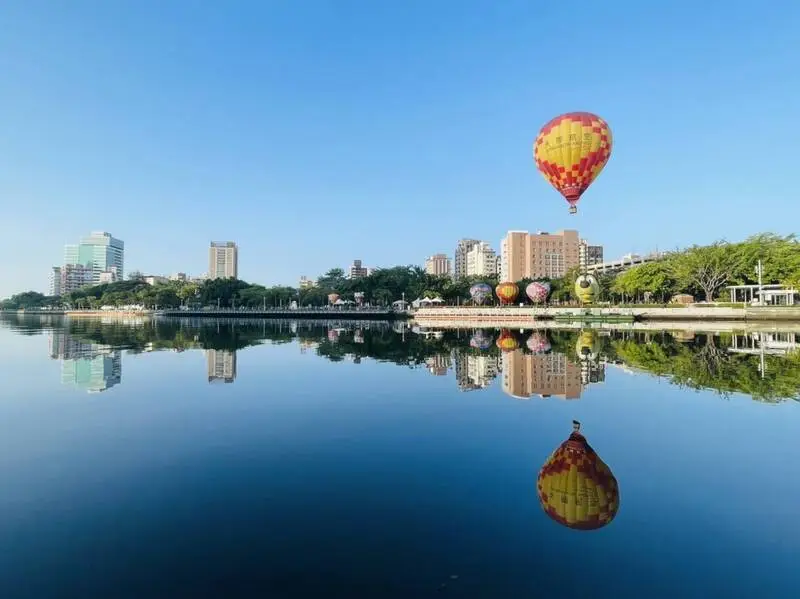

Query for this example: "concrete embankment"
[412,305,800,327]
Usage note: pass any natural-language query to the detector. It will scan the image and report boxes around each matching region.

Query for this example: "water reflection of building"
[453,352,500,391]
[49,331,122,393]
[580,360,606,385]
[502,351,586,400]
[426,354,451,376]
[207,349,237,383]
[729,331,799,355]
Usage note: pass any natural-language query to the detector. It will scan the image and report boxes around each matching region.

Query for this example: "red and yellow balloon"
[536,421,619,530]
[495,329,519,352]
[533,112,612,214]
[495,282,519,305]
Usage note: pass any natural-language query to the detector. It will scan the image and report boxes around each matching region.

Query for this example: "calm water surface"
[1,314,799,598]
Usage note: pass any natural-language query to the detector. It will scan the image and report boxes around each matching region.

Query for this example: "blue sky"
[1,0,798,297]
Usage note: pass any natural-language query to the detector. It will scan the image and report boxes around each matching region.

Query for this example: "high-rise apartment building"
[60,264,94,294]
[63,231,125,286]
[454,239,480,279]
[49,267,62,296]
[579,240,604,271]
[209,242,238,279]
[500,230,579,281]
[465,242,499,277]
[299,276,315,289]
[425,253,452,276]
[348,260,369,279]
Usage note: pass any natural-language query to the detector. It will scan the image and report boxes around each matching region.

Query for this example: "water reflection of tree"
[608,332,800,402]
[5,315,800,402]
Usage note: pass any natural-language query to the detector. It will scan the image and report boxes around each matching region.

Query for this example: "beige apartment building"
[425,253,452,276]
[465,241,499,277]
[500,230,579,281]
[209,242,238,280]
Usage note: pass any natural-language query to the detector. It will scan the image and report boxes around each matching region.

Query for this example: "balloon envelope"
[495,282,519,305]
[469,283,493,305]
[533,112,613,214]
[574,275,600,304]
[526,331,551,354]
[537,424,619,530]
[526,281,551,304]
[328,293,340,304]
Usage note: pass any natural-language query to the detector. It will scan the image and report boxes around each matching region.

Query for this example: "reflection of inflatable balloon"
[328,293,340,305]
[469,331,493,350]
[496,329,519,352]
[533,112,613,215]
[526,331,551,354]
[574,275,600,304]
[537,421,619,531]
[469,283,493,305]
[496,282,519,305]
[526,281,551,304]
[575,330,600,361]
[327,329,339,342]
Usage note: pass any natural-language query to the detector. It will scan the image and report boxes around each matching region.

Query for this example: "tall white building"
[63,231,125,286]
[209,242,238,279]
[465,242,498,277]
[348,259,369,279]
[454,239,480,279]
[49,267,62,296]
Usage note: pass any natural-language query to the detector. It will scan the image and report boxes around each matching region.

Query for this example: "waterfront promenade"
[413,305,800,324]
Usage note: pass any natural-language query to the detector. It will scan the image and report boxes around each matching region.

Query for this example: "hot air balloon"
[495,282,519,305]
[469,283,493,305]
[327,293,340,305]
[526,331,552,354]
[354,292,365,306]
[496,329,519,352]
[469,330,493,350]
[575,330,600,361]
[533,112,613,214]
[574,274,600,305]
[526,281,551,304]
[537,421,619,531]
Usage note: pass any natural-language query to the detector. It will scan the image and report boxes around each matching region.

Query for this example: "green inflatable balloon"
[574,274,600,304]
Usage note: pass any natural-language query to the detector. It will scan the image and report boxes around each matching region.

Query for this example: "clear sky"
[1,0,798,297]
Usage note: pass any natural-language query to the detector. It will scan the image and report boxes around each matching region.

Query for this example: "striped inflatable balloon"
[534,112,612,214]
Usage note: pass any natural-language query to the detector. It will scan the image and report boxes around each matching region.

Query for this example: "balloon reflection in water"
[537,421,619,531]
[526,331,551,354]
[469,330,493,350]
[469,283,493,305]
[575,330,600,361]
[496,329,519,352]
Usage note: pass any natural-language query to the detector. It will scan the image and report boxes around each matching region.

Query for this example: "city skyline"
[2,2,798,298]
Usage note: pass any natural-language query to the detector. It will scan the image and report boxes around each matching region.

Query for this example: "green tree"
[674,242,738,301]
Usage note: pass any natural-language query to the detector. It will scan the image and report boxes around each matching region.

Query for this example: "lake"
[1,314,799,598]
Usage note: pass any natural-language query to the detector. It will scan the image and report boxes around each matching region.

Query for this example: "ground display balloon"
[495,282,519,305]
[469,283,493,305]
[328,293,340,305]
[537,421,620,531]
[533,112,613,214]
[574,274,600,304]
[526,281,551,304]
